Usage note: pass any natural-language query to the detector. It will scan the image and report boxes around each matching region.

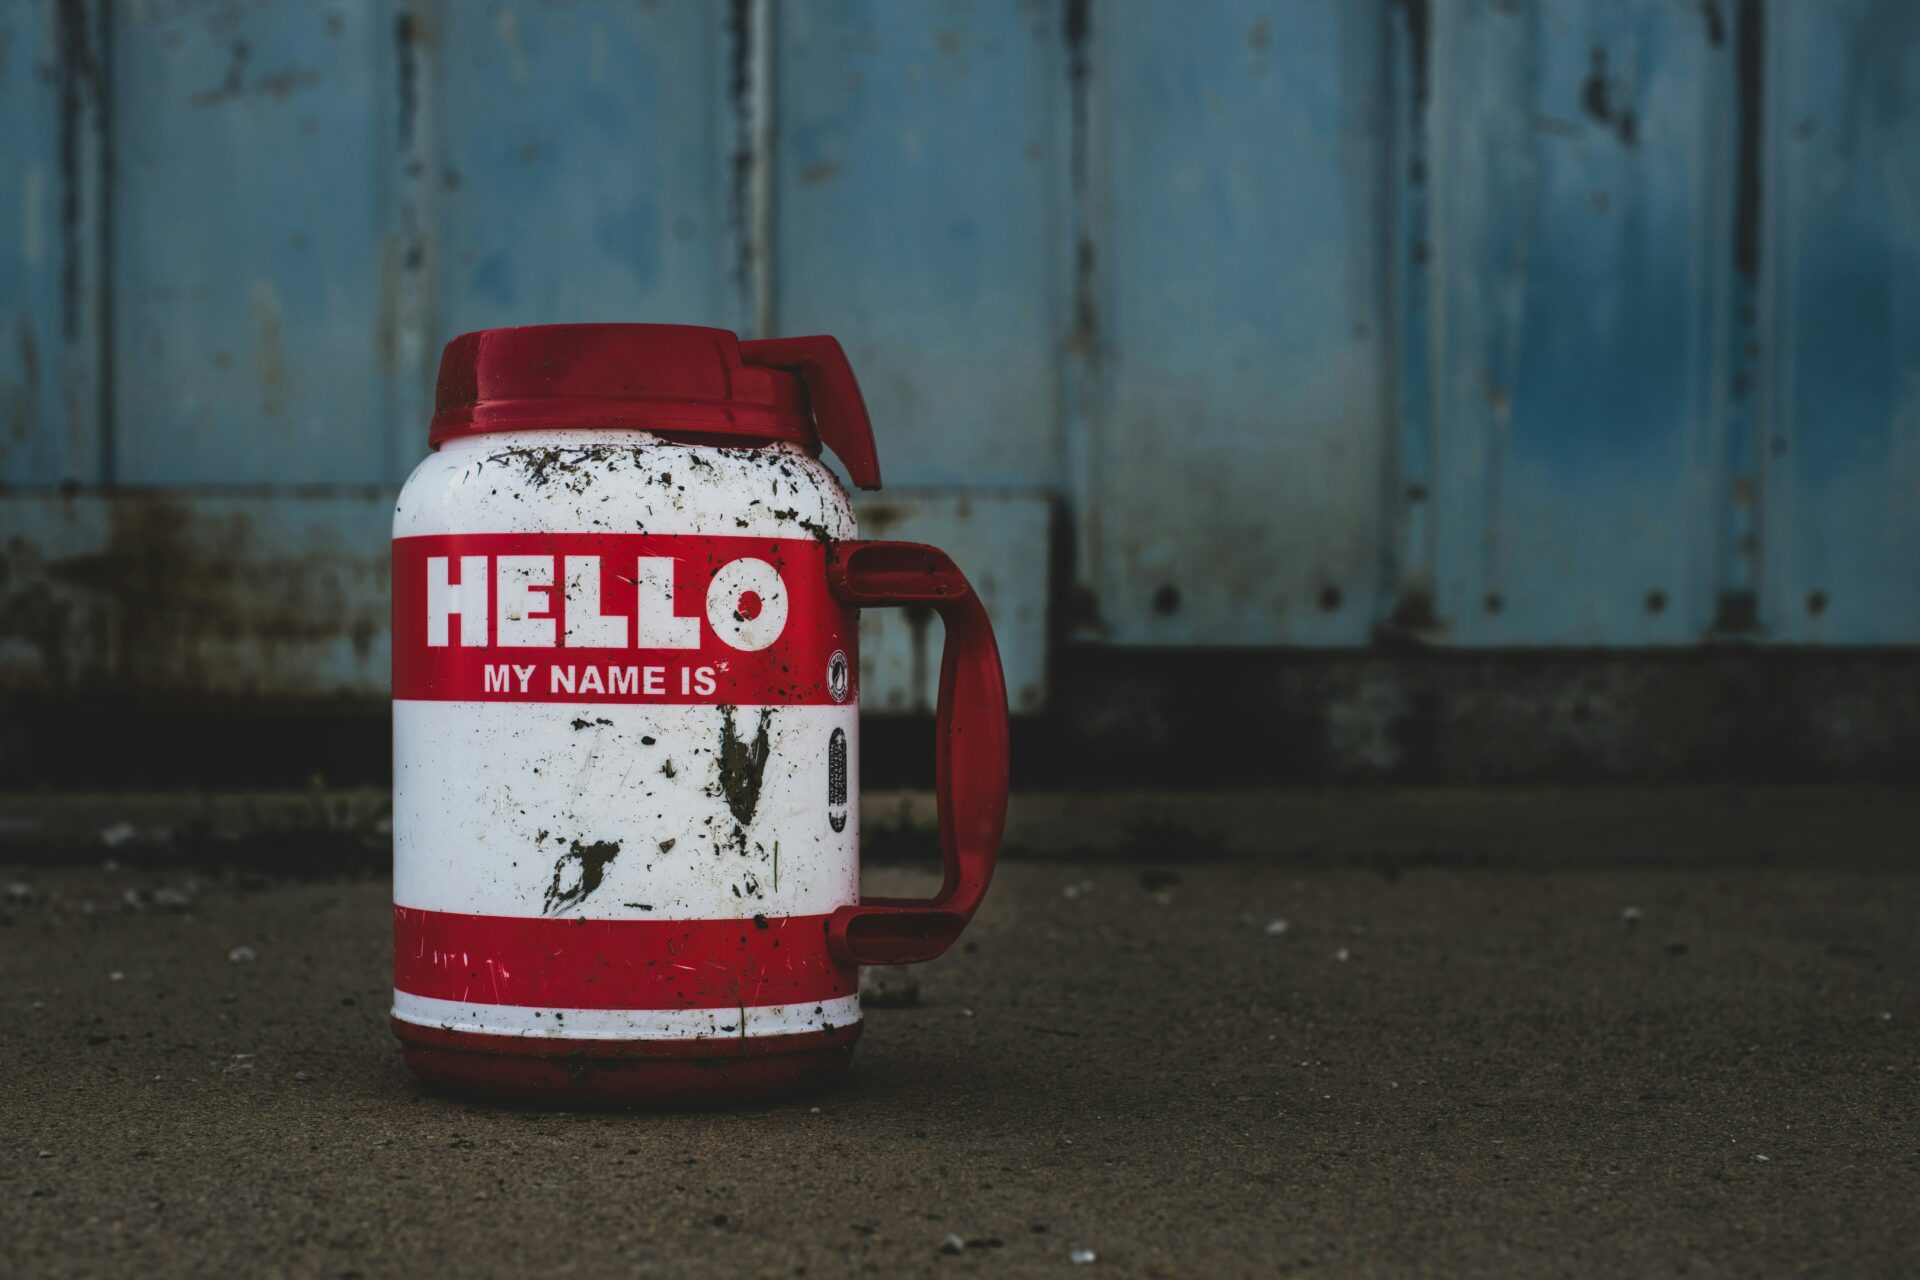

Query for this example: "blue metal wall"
[2,0,1917,705]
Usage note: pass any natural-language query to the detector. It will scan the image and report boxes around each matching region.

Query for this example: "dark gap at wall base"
[6,647,1919,790]
[1043,646,1920,787]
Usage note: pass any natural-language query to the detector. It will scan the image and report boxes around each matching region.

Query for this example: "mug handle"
[825,541,1009,965]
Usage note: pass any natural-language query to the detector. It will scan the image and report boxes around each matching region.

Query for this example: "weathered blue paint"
[1420,0,1734,646]
[1080,0,1390,647]
[427,2,749,343]
[0,491,392,695]
[773,0,1065,490]
[1758,0,1920,645]
[111,0,395,484]
[1,0,107,487]
[2,0,1919,706]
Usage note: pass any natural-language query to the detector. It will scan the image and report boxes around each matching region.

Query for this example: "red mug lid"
[429,323,881,490]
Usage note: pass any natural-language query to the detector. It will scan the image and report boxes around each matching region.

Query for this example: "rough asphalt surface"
[4,791,1918,1277]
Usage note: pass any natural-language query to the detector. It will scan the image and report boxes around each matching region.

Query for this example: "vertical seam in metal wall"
[1715,0,1765,637]
[390,0,438,482]
[1061,0,1105,642]
[1425,0,1456,637]
[1683,2,1732,641]
[1382,0,1436,640]
[54,0,110,486]
[1755,0,1785,636]
[1480,3,1542,637]
[1762,2,1796,635]
[748,0,777,339]
[95,0,115,487]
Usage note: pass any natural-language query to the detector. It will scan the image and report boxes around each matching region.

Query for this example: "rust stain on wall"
[0,494,388,696]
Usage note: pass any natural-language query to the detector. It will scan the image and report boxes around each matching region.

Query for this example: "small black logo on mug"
[827,727,848,832]
[826,649,850,703]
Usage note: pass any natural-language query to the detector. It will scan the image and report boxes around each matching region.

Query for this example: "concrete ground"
[3,788,1917,1277]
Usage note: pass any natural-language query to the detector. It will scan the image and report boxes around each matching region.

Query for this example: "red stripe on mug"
[392,906,856,1010]
[391,533,856,705]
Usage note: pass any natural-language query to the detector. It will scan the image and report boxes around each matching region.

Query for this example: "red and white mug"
[390,324,1008,1103]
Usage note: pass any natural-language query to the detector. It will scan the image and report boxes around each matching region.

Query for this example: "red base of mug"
[392,1017,861,1107]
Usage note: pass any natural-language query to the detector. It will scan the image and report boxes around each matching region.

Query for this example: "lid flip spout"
[741,335,882,491]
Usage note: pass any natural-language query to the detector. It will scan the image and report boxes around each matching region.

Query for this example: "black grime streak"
[542,838,622,914]
[715,706,774,847]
